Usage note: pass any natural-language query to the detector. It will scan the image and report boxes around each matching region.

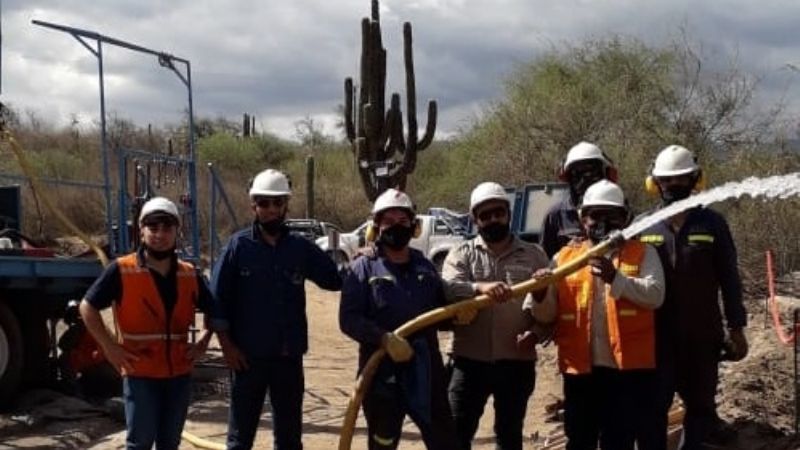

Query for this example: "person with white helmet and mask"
[339,188,510,450]
[441,181,550,450]
[79,197,215,450]
[527,180,664,450]
[540,141,619,258]
[637,146,747,450]
[211,169,342,450]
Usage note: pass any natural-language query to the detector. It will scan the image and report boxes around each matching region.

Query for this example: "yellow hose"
[337,234,623,450]
[0,131,109,266]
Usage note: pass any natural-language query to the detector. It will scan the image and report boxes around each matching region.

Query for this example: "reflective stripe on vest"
[555,240,655,375]
[115,253,198,378]
[119,333,189,341]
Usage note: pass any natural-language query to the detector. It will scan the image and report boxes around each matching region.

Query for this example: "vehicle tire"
[0,302,24,409]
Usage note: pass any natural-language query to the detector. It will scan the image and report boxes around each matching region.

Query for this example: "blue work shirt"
[210,223,342,358]
[339,248,446,371]
[540,197,583,258]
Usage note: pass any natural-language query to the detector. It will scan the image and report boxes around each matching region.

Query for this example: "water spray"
[339,171,800,449]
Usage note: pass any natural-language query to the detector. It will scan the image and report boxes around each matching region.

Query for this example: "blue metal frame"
[32,19,200,261]
[207,163,240,267]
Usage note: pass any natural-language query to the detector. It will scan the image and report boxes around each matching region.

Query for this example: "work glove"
[720,328,748,362]
[382,332,414,363]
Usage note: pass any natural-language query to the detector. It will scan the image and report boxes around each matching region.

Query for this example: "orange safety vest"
[554,240,655,375]
[115,253,198,378]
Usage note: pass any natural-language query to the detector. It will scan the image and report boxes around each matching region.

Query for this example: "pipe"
[766,250,795,345]
[337,232,624,450]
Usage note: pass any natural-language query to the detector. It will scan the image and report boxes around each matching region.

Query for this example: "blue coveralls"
[637,207,746,450]
[339,248,458,450]
[211,223,342,450]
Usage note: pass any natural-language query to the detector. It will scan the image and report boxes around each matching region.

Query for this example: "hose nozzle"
[606,230,625,248]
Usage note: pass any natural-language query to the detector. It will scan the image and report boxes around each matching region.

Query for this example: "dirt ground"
[1,285,799,449]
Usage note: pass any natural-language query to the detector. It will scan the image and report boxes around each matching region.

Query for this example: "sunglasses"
[254,197,286,208]
[476,206,508,222]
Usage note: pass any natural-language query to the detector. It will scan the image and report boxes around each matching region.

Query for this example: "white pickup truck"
[316,214,468,270]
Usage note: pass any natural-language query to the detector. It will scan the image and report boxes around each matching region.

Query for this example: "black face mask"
[379,224,414,250]
[569,170,604,205]
[258,218,285,236]
[479,222,510,243]
[660,185,693,205]
[144,245,176,261]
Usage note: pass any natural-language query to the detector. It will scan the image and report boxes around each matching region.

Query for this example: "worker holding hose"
[441,181,550,450]
[79,197,215,450]
[638,145,748,450]
[339,188,511,450]
[526,180,664,450]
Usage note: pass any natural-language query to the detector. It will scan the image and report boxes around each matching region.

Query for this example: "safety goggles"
[253,196,287,209]
[476,206,508,222]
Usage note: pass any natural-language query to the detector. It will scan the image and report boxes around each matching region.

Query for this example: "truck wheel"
[0,302,24,409]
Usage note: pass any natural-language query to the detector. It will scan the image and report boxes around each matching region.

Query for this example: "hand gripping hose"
[337,232,625,450]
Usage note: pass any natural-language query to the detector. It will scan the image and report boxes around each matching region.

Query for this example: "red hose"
[767,250,795,345]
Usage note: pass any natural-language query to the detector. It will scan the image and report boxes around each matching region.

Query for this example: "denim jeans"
[447,357,535,450]
[226,356,304,450]
[123,374,192,450]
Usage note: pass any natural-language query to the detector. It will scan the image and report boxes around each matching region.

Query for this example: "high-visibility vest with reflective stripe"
[115,253,198,378]
[555,240,655,375]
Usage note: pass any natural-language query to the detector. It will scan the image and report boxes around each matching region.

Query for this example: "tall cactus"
[344,0,437,201]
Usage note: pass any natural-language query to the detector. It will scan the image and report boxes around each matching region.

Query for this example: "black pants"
[226,356,304,450]
[563,367,655,450]
[638,340,721,450]
[362,355,457,450]
[447,357,536,450]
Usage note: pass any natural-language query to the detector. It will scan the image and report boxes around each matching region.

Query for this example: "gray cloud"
[1,0,799,139]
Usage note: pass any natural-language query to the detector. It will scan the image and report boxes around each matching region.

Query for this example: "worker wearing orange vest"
[80,197,216,450]
[526,180,665,450]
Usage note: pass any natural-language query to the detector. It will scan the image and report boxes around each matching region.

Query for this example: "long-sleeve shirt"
[210,223,342,358]
[442,235,550,362]
[526,242,665,368]
[339,248,447,370]
[540,197,583,258]
[639,206,746,345]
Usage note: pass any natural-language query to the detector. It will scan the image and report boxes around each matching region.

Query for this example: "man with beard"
[339,188,510,450]
[79,197,215,450]
[637,146,748,450]
[540,142,618,257]
[441,181,550,450]
[211,169,342,450]
[528,180,664,450]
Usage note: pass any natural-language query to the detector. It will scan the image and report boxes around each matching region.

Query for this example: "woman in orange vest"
[526,180,665,450]
[79,197,216,450]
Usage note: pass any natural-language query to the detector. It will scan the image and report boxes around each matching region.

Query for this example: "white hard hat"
[580,180,627,211]
[564,141,611,170]
[469,182,509,213]
[372,188,415,216]
[651,145,699,177]
[139,197,180,224]
[249,169,292,198]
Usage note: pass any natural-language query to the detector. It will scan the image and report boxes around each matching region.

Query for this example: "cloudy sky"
[3,0,800,140]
